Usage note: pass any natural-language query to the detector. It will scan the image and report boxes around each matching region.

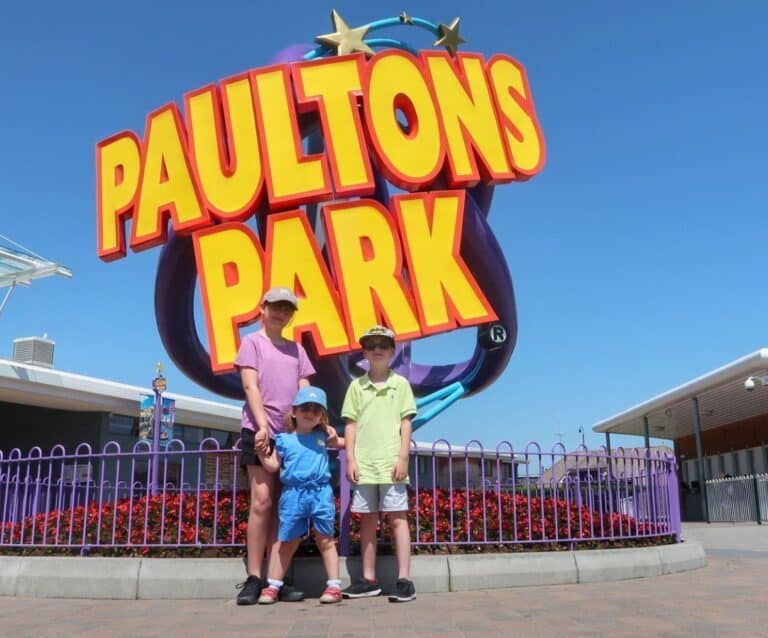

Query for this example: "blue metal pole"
[691,397,709,523]
[643,416,651,450]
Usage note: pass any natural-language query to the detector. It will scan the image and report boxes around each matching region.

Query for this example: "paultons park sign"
[95,11,545,421]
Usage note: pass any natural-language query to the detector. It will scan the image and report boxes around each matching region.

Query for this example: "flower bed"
[0,487,673,557]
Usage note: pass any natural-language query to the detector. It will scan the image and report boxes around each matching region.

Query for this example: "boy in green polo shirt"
[341,325,417,603]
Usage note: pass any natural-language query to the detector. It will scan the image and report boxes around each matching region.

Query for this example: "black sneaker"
[236,575,263,605]
[387,578,416,603]
[342,579,381,598]
[279,584,305,602]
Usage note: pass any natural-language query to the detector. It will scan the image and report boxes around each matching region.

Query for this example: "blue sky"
[1,1,766,451]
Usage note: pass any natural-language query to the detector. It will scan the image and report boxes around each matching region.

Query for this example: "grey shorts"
[351,483,408,513]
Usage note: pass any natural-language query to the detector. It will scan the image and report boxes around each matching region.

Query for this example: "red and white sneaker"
[319,586,342,604]
[258,585,280,604]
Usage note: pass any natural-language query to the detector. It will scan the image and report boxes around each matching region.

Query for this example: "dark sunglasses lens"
[364,341,391,351]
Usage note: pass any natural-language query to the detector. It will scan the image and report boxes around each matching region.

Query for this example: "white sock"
[327,579,342,589]
[267,579,284,589]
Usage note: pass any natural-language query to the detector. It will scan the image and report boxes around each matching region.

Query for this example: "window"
[108,413,137,436]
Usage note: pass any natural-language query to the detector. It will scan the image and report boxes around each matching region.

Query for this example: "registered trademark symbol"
[489,324,507,344]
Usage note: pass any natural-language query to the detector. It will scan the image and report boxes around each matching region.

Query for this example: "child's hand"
[392,457,408,482]
[325,425,345,448]
[347,459,359,483]
[254,429,269,454]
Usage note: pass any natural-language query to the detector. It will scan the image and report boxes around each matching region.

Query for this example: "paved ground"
[2,523,767,638]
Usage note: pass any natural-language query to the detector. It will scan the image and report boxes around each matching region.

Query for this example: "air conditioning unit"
[12,335,55,368]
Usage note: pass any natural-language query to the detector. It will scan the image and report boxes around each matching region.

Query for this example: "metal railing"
[705,474,768,523]
[1,439,680,553]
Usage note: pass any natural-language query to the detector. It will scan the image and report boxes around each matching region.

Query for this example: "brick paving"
[1,523,766,638]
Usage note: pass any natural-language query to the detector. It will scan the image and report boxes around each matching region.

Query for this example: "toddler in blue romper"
[255,386,345,604]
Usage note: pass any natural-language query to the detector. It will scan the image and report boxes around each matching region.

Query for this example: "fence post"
[666,455,682,542]
[749,450,762,525]
[338,450,351,556]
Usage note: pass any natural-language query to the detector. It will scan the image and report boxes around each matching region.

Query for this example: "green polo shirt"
[341,371,417,484]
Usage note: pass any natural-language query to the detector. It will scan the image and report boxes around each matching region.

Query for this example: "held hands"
[325,425,345,448]
[392,456,408,482]
[254,428,270,454]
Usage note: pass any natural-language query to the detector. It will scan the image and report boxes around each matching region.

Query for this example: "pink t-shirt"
[235,332,316,435]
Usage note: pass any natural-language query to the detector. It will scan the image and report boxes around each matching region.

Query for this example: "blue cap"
[292,386,327,410]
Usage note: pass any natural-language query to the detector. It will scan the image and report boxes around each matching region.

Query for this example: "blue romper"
[275,428,335,542]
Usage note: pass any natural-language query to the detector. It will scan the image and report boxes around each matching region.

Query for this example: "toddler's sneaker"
[342,579,381,598]
[388,578,416,603]
[258,585,280,604]
[319,585,342,604]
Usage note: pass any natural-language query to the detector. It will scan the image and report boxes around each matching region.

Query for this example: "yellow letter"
[96,131,141,261]
[251,65,331,208]
[393,191,497,333]
[185,74,264,221]
[193,223,264,372]
[323,200,421,345]
[423,52,514,186]
[132,104,209,251]
[293,54,374,197]
[265,211,349,354]
[363,51,444,191]
[486,55,546,178]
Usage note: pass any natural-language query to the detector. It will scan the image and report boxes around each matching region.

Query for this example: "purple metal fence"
[0,439,680,553]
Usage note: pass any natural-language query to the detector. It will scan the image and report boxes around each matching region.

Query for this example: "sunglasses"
[296,403,323,412]
[363,341,393,351]
[266,301,296,313]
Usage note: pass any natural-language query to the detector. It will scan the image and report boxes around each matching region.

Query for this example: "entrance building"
[592,349,768,521]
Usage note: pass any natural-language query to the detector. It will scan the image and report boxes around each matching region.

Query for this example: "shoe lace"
[236,576,259,590]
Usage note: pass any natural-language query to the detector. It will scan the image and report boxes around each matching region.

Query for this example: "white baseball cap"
[262,286,298,309]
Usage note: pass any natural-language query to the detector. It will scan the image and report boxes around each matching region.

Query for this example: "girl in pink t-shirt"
[234,287,315,605]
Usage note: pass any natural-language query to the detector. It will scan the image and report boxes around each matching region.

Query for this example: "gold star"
[434,17,466,57]
[399,11,413,25]
[315,9,375,57]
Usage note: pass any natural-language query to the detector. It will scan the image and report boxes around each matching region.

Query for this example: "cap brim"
[292,400,327,409]
[263,297,298,309]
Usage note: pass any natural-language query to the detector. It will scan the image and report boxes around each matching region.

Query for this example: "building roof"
[592,349,768,440]
[540,446,674,483]
[0,358,242,431]
[410,440,524,462]
[0,360,517,453]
